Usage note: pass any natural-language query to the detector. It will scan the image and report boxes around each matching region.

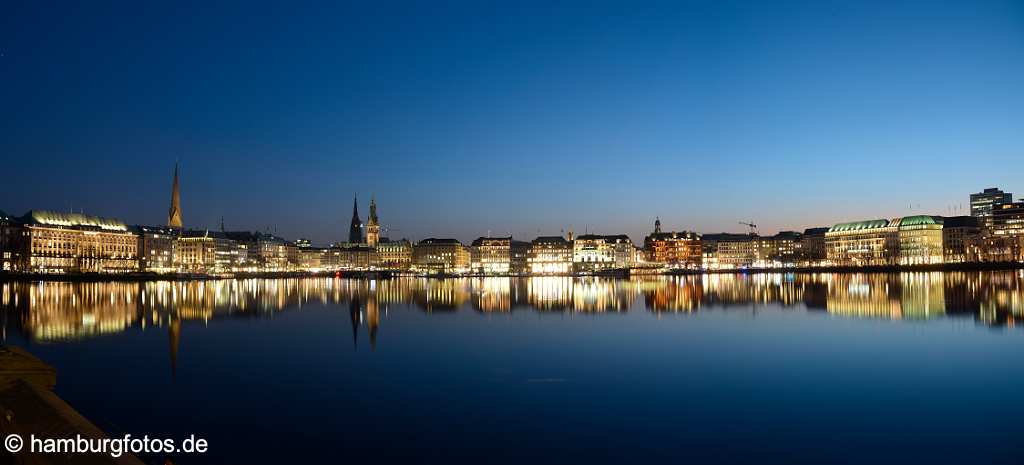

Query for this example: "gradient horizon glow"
[2,1,1022,245]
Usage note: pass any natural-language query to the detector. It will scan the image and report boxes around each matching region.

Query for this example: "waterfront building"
[895,216,944,265]
[701,233,757,269]
[756,231,802,266]
[12,210,139,273]
[348,196,363,244]
[470,236,512,274]
[413,238,470,274]
[993,201,1024,238]
[330,244,378,270]
[135,225,177,273]
[510,240,531,275]
[941,216,981,263]
[176,230,240,273]
[983,201,1024,262]
[223,231,290,271]
[366,196,380,247]
[825,220,899,266]
[573,234,634,272]
[168,162,183,229]
[528,236,573,275]
[643,219,702,269]
[377,239,413,270]
[295,238,312,248]
[970,187,1012,227]
[800,227,830,264]
[298,246,329,271]
[286,241,300,268]
[826,216,946,266]
[0,211,18,271]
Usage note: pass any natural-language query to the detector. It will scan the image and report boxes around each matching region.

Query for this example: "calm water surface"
[2,272,1023,464]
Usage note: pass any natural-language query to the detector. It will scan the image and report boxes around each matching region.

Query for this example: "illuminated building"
[993,201,1024,237]
[168,162,183,229]
[223,231,290,271]
[701,233,757,269]
[970,187,1012,228]
[348,195,363,244]
[826,216,946,266]
[895,216,944,265]
[470,236,511,274]
[826,220,898,266]
[0,210,18,271]
[643,218,701,269]
[13,210,139,273]
[329,244,378,270]
[528,236,572,275]
[755,231,802,267]
[377,239,412,270]
[985,202,1024,262]
[135,225,177,273]
[510,240,530,274]
[412,238,469,274]
[366,196,380,247]
[941,216,981,263]
[800,227,830,264]
[298,246,328,270]
[176,230,240,273]
[573,234,634,272]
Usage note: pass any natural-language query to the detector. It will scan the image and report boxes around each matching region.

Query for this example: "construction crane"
[739,221,757,235]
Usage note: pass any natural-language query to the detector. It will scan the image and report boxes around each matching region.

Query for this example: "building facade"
[573,234,634,272]
[136,225,177,272]
[826,219,899,266]
[528,236,573,275]
[895,216,944,265]
[970,187,1012,227]
[644,229,702,269]
[701,233,757,269]
[942,216,981,263]
[176,230,240,273]
[413,238,470,274]
[12,211,139,273]
[377,239,412,270]
[470,236,512,274]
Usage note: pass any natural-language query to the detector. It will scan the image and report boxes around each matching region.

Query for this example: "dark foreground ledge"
[0,346,144,465]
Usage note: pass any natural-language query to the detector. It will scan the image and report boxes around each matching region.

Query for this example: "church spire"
[366,194,380,246]
[168,162,183,228]
[348,194,362,244]
[654,216,661,234]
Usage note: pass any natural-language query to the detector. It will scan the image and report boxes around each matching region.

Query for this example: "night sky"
[2,1,1022,245]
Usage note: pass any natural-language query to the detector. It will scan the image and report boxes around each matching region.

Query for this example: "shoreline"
[0,262,1022,282]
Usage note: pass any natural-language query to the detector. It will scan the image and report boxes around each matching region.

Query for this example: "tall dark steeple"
[348,195,362,244]
[654,217,661,234]
[168,162,183,228]
[366,195,380,246]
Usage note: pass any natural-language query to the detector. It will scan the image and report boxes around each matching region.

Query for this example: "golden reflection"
[0,272,1022,345]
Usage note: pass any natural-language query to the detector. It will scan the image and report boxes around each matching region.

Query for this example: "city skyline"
[3,1,1023,245]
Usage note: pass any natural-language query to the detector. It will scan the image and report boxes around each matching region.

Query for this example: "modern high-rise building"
[168,162,183,229]
[970,187,1012,226]
[348,196,362,244]
[366,195,380,247]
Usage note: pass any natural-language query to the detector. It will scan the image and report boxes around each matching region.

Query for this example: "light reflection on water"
[1,272,1022,343]
[2,272,1024,464]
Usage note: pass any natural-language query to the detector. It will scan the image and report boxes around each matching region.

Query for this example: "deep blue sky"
[2,1,1022,245]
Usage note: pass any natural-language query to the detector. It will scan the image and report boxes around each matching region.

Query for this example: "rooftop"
[21,210,128,232]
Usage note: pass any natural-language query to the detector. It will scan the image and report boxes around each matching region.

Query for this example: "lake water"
[2,272,1023,464]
